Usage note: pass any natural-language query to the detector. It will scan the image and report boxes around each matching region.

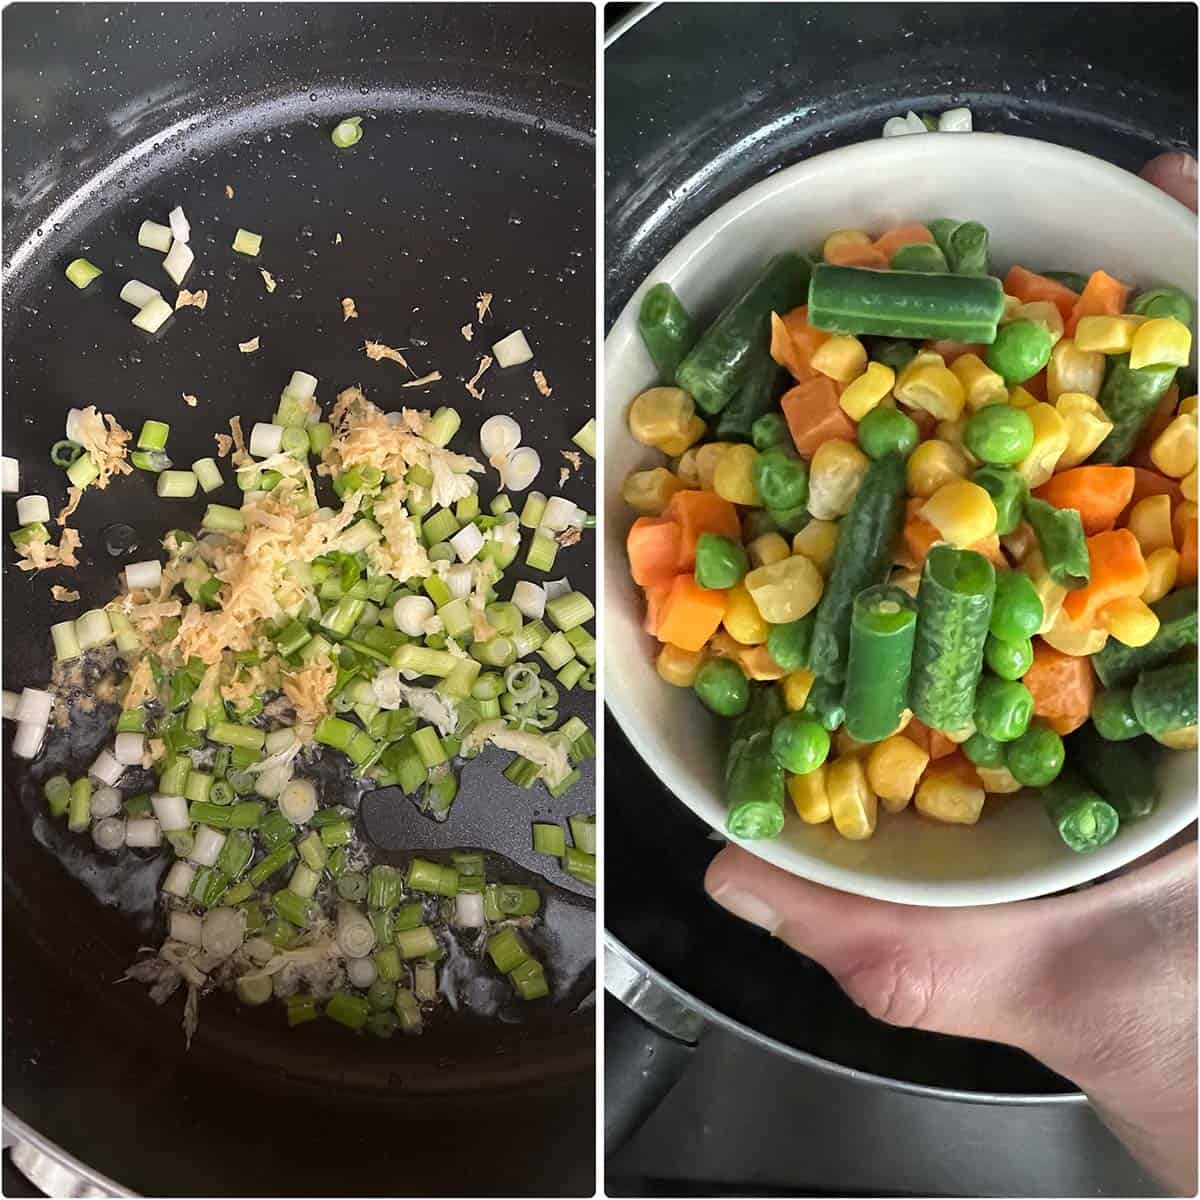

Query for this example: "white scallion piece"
[454,891,485,928]
[2,690,20,720]
[162,860,197,898]
[12,721,45,759]
[120,279,163,308]
[264,726,298,756]
[543,576,572,601]
[162,239,194,286]
[202,908,246,958]
[284,370,318,401]
[137,220,173,253]
[449,522,484,564]
[248,422,284,458]
[189,825,227,867]
[1,456,19,494]
[254,763,292,800]
[278,778,317,825]
[347,957,378,989]
[90,786,122,819]
[501,446,541,491]
[125,817,162,848]
[132,295,174,333]
[168,205,191,244]
[336,900,377,958]
[289,862,320,899]
[445,563,473,600]
[75,608,114,650]
[52,620,81,662]
[511,579,546,620]
[151,793,190,832]
[90,749,124,787]
[232,228,262,256]
[92,817,126,852]
[192,458,224,494]
[114,731,145,766]
[883,110,929,138]
[393,595,435,637]
[65,408,86,442]
[16,495,50,525]
[938,107,973,132]
[124,559,163,592]
[480,414,522,465]
[541,495,583,532]
[491,329,534,368]
[15,687,54,726]
[170,911,204,947]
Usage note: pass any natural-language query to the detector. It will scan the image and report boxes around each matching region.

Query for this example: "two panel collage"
[1,3,1197,1198]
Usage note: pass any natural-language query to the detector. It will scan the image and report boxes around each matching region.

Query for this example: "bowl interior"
[605,133,1197,906]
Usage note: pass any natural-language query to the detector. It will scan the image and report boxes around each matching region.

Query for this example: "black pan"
[3,5,595,1195]
[603,0,1196,1153]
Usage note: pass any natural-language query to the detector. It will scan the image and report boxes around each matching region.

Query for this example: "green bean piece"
[716,341,783,443]
[1130,286,1194,326]
[1023,497,1090,589]
[972,465,1028,537]
[1069,725,1161,820]
[865,337,918,374]
[844,584,918,743]
[637,282,698,383]
[1130,660,1198,738]
[1042,772,1120,854]
[726,731,786,839]
[1090,355,1178,465]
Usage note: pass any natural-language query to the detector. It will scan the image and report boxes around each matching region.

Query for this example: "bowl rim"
[604,131,1198,907]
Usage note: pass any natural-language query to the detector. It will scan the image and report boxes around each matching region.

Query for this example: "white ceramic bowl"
[605,133,1198,906]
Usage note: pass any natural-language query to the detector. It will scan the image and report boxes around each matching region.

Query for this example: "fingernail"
[707,879,780,934]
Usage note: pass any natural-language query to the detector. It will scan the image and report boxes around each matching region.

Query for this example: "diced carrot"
[908,407,939,440]
[1125,467,1183,518]
[1047,714,1089,736]
[770,306,828,383]
[1022,640,1095,734]
[904,717,932,754]
[663,490,741,571]
[873,223,934,262]
[643,580,671,636]
[1178,514,1197,584]
[627,516,683,588]
[656,574,727,652]
[1065,269,1131,337]
[1003,267,1080,323]
[927,732,962,762]
[781,376,857,458]
[1023,369,1048,403]
[824,242,888,269]
[1063,529,1149,624]
[900,499,940,570]
[1032,465,1135,535]
[925,339,987,365]
[1130,385,1180,468]
[971,533,1008,568]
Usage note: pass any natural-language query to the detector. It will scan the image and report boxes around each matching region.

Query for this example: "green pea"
[974,676,1034,742]
[694,533,748,590]
[768,502,809,536]
[752,412,791,451]
[740,510,779,543]
[754,447,809,511]
[767,615,814,672]
[693,657,750,718]
[858,406,920,461]
[867,338,918,374]
[989,570,1044,642]
[1005,721,1065,787]
[972,465,1028,536]
[962,730,1006,769]
[1090,688,1144,741]
[964,404,1035,466]
[987,319,1054,385]
[984,633,1034,681]
[1131,286,1194,326]
[770,714,830,775]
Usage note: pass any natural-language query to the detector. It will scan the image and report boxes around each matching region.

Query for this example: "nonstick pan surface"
[3,5,595,1195]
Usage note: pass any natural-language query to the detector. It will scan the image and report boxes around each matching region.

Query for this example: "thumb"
[1140,151,1198,212]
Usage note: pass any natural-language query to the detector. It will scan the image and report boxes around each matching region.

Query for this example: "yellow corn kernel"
[658,415,706,456]
[1001,521,1036,563]
[722,582,770,645]
[695,442,735,490]
[738,644,788,681]
[915,766,985,825]
[1125,493,1175,557]
[1047,338,1106,403]
[747,531,791,568]
[807,439,870,520]
[1054,392,1115,469]
[1156,725,1199,750]
[1173,500,1198,550]
[780,668,815,712]
[628,386,694,448]
[811,334,868,385]
[1183,469,1198,503]
[743,555,824,624]
[622,467,684,515]
[1007,385,1038,409]
[822,229,872,259]
[656,643,706,687]
[826,756,878,841]
[1021,547,1067,633]
[839,361,895,420]
[906,439,969,499]
[1180,394,1199,417]
[674,447,701,488]
[951,353,1009,412]
[976,764,1023,794]
[889,568,921,598]
[1141,547,1180,604]
[866,735,929,814]
[789,764,831,824]
[935,416,971,455]
[894,363,965,421]
[1041,605,1109,656]
[1073,315,1142,354]
[834,728,869,759]
[1014,300,1065,346]
[920,479,997,547]
[712,444,761,506]
[1149,412,1199,479]
[1098,596,1160,647]
[1015,403,1069,487]
[1000,293,1022,321]
[1129,316,1193,370]
[792,520,839,575]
